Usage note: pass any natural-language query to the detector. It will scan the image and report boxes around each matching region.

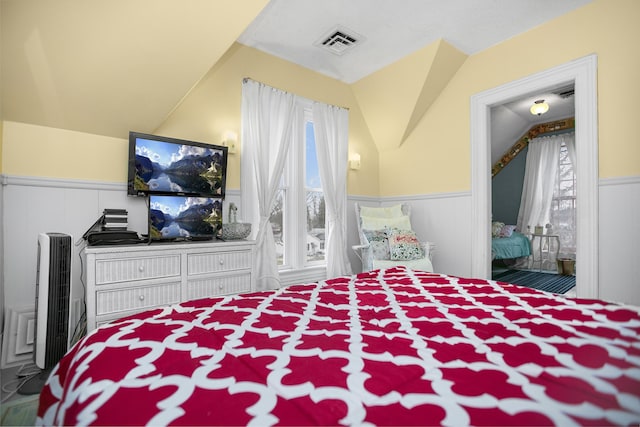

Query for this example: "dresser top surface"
[84,239,255,254]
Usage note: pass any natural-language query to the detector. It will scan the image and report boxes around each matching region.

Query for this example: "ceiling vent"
[315,26,363,56]
[553,85,575,99]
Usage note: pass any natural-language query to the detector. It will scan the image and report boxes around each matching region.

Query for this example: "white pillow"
[361,214,411,231]
[359,204,403,218]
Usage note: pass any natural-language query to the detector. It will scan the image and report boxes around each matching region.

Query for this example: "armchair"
[353,203,435,272]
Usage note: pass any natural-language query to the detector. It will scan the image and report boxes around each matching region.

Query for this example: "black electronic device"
[86,230,143,246]
[148,195,222,242]
[127,131,228,198]
[81,215,104,240]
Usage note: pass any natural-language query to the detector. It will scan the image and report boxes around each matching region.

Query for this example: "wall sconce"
[530,99,549,116]
[349,153,361,170]
[222,131,237,154]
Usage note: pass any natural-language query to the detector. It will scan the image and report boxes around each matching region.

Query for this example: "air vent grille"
[558,89,575,98]
[315,26,362,56]
[553,85,575,99]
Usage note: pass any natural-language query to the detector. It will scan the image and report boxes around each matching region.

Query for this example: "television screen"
[128,132,228,197]
[149,195,223,241]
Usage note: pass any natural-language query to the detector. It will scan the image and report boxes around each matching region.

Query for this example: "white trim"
[381,191,470,203]
[471,54,599,298]
[2,175,126,191]
[599,175,640,187]
[1,175,245,198]
[349,191,470,205]
[279,266,327,287]
[347,194,381,204]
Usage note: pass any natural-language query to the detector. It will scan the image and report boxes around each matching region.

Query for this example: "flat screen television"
[149,195,223,241]
[128,131,228,197]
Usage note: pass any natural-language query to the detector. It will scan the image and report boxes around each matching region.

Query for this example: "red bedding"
[37,267,640,426]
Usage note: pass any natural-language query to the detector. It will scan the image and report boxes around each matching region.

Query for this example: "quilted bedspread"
[37,267,640,426]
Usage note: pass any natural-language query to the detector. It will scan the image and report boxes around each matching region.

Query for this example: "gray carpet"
[0,395,38,426]
[493,269,576,294]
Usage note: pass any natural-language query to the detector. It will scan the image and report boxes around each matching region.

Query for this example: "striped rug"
[492,269,576,294]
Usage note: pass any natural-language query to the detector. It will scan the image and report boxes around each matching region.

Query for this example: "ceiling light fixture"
[530,99,549,116]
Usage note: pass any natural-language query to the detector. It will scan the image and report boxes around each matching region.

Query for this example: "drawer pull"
[138,265,145,272]
[139,295,145,301]
[219,259,224,265]
[218,284,224,290]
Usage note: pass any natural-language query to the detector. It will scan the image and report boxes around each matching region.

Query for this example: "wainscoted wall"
[347,193,473,279]
[0,176,243,367]
[598,176,640,304]
[1,175,638,367]
[0,178,4,364]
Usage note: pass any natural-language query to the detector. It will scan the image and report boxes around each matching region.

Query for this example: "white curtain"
[565,132,577,171]
[312,102,352,278]
[241,79,302,291]
[516,135,560,234]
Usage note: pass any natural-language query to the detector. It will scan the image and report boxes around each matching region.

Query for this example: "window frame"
[274,104,326,272]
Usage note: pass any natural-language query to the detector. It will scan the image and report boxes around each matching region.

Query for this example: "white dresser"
[83,240,256,332]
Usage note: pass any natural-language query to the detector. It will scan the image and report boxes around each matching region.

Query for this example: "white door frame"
[470,54,599,298]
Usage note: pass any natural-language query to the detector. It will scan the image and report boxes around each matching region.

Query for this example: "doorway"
[470,55,599,298]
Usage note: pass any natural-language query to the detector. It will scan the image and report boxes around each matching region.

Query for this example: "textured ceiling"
[238,0,592,84]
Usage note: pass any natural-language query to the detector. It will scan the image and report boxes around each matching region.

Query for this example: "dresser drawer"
[186,272,252,300]
[84,241,255,333]
[96,282,181,315]
[188,250,252,276]
[95,254,181,285]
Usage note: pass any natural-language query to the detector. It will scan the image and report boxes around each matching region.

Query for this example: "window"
[550,141,576,255]
[270,110,325,269]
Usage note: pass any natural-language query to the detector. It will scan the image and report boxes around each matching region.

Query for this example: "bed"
[37,267,640,426]
[492,231,531,260]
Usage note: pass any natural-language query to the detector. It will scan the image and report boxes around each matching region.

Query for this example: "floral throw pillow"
[386,227,425,261]
[499,224,517,238]
[362,229,390,260]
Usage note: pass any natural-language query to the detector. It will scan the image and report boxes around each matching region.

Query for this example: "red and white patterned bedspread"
[37,267,640,426]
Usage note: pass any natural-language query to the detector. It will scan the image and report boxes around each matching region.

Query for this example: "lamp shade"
[530,100,549,116]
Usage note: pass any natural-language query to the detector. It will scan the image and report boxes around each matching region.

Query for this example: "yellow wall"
[0,0,637,197]
[155,43,380,196]
[378,0,640,196]
[2,121,128,181]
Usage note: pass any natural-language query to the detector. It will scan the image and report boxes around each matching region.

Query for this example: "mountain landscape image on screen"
[149,196,223,240]
[135,149,224,196]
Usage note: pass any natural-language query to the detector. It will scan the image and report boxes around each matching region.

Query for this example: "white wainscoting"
[2,175,638,366]
[349,177,640,307]
[0,176,243,367]
[598,176,640,305]
[347,193,473,278]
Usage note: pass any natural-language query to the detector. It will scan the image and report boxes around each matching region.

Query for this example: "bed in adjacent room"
[37,267,640,426]
[491,222,531,261]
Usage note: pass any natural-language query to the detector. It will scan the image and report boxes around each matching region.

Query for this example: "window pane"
[270,188,285,265]
[550,141,576,255]
[305,121,325,263]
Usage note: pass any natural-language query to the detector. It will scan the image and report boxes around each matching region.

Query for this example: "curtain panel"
[517,132,577,262]
[241,79,301,291]
[241,79,350,290]
[312,102,352,278]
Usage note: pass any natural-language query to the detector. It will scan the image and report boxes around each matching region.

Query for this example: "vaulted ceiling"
[1,0,587,156]
[1,0,270,138]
